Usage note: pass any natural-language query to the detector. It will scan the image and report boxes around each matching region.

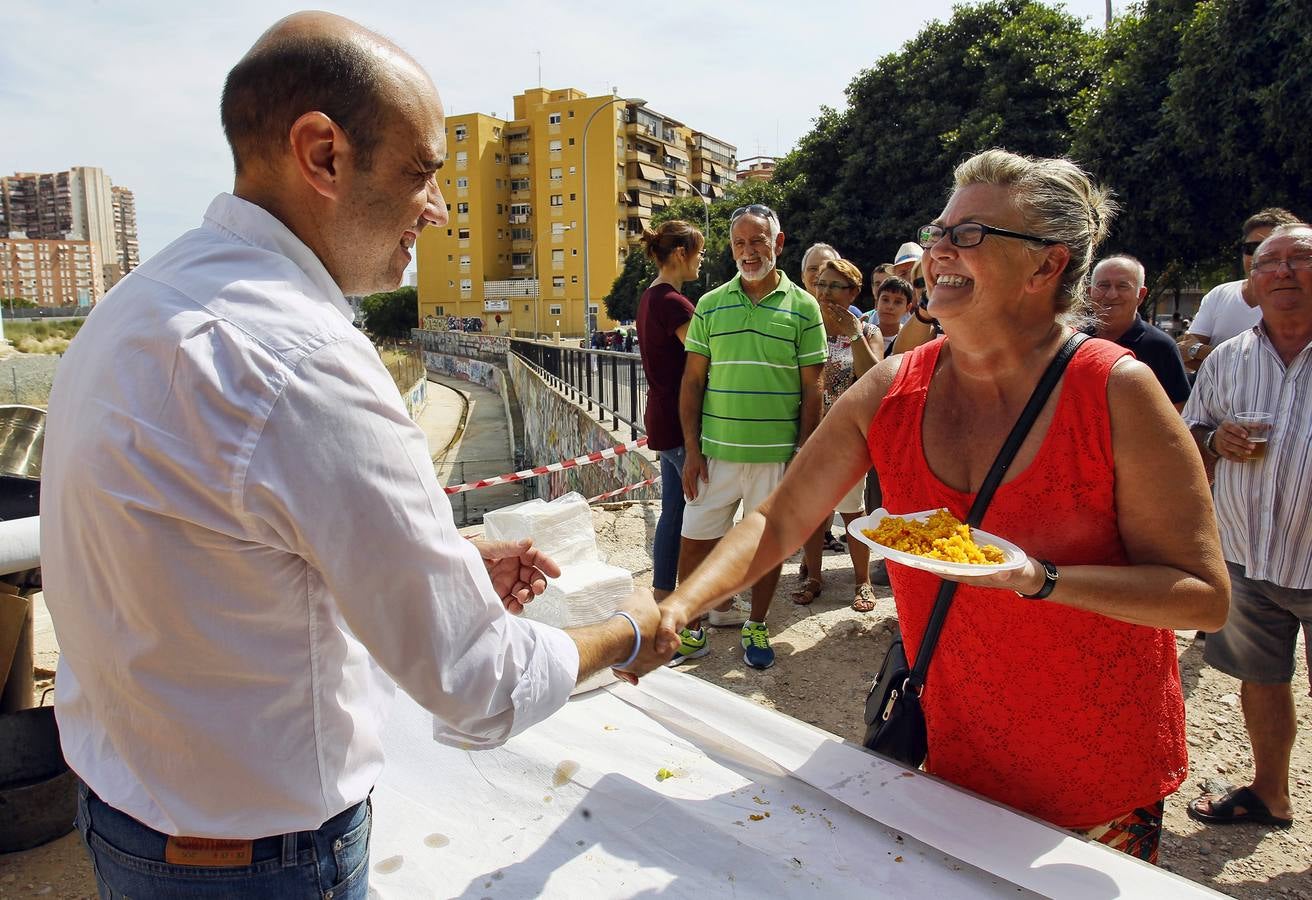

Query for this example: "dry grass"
[6,319,84,355]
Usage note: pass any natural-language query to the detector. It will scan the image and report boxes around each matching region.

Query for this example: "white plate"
[846,508,1028,577]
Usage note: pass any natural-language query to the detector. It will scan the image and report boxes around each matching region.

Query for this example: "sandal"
[822,532,845,553]
[851,584,876,613]
[1187,785,1294,829]
[791,577,823,606]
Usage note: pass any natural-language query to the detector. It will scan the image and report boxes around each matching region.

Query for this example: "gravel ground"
[0,350,59,407]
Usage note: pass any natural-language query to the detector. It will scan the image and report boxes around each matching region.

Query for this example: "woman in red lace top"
[650,149,1229,861]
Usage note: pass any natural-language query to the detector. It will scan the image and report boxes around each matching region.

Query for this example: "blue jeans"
[653,447,686,592]
[75,781,372,899]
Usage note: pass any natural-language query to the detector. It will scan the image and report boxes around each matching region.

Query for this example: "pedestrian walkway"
[420,374,525,525]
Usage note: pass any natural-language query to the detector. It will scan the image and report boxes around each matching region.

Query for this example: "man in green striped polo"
[671,204,826,670]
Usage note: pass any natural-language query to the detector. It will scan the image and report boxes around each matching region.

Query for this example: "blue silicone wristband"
[610,610,641,670]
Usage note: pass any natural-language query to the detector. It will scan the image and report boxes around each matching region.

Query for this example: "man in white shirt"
[1184,225,1312,833]
[41,13,662,898]
[1177,207,1301,372]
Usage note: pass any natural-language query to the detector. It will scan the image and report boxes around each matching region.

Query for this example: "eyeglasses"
[731,204,778,223]
[918,222,1060,249]
[813,280,855,293]
[1239,240,1263,257]
[1251,254,1312,275]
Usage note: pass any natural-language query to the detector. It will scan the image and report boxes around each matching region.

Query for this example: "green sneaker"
[666,627,709,667]
[741,622,775,670]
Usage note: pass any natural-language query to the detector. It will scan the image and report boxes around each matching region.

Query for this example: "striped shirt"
[1182,324,1312,588]
[685,271,827,462]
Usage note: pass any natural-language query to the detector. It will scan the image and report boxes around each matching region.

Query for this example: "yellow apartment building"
[416,87,736,338]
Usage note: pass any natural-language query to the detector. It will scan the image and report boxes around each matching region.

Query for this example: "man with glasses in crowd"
[1088,254,1190,411]
[1185,223,1312,833]
[674,204,826,669]
[1177,208,1301,373]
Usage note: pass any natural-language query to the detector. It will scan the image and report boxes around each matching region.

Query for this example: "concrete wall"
[414,328,656,502]
[401,375,427,421]
[506,354,657,502]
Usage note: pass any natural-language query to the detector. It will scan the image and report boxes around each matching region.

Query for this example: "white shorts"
[681,458,787,541]
[835,475,865,516]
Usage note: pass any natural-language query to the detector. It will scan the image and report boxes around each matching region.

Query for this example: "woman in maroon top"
[643,150,1229,861]
[637,220,704,602]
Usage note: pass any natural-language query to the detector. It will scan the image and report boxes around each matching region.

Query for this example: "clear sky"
[2,1,1126,266]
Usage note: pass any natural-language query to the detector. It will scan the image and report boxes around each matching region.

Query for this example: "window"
[494,153,503,163]
[548,113,561,125]
[549,167,563,180]
[455,151,468,168]
[548,140,562,152]
[510,203,531,217]
[509,153,529,165]
[492,127,501,139]
[569,193,576,201]
[459,255,471,266]
[569,166,576,175]
[511,227,532,241]
[510,178,530,191]
[552,276,565,289]
[568,111,574,118]
[568,138,575,146]
[460,278,472,291]
[456,177,469,189]
[551,223,567,235]
[511,253,531,268]
[456,202,469,214]
[496,204,504,214]
[551,249,564,265]
[549,195,563,207]
[549,304,562,315]
[435,306,445,315]
[571,275,578,283]
[457,228,470,239]
[454,125,467,141]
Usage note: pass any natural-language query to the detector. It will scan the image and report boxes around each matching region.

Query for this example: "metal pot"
[0,405,45,479]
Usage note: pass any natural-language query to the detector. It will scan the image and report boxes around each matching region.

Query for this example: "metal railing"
[512,342,647,441]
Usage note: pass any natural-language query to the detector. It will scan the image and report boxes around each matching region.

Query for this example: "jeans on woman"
[653,447,686,592]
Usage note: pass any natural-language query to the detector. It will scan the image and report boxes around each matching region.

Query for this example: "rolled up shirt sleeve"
[240,335,578,748]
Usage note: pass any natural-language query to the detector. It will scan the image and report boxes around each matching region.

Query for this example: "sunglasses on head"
[730,204,778,223]
[1239,240,1262,256]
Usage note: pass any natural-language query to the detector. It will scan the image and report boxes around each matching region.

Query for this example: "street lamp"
[581,94,645,348]
[664,172,714,290]
[531,224,571,340]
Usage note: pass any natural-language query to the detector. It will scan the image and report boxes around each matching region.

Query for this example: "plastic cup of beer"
[1234,412,1274,459]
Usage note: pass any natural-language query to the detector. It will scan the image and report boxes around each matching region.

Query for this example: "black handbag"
[862,332,1088,766]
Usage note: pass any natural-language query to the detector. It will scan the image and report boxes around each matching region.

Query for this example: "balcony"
[508,213,530,224]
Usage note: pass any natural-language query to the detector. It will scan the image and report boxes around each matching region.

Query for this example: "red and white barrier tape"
[586,476,661,504]
[443,437,649,494]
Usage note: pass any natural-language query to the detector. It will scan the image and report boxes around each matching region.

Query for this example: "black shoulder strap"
[908,331,1088,687]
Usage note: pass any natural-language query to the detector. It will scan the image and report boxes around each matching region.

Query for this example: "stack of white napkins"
[483,492,633,693]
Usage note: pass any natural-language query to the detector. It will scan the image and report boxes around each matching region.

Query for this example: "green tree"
[1162,0,1312,266]
[601,178,785,319]
[361,286,418,339]
[773,0,1100,298]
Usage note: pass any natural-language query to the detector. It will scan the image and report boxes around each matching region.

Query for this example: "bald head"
[221,12,430,174]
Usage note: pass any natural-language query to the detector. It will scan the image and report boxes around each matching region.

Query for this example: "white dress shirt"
[41,194,579,838]
[1182,324,1312,588]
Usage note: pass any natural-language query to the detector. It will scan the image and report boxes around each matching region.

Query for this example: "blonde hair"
[952,149,1117,323]
[818,258,863,292]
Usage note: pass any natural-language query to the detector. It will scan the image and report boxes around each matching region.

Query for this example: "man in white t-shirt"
[1178,207,1302,372]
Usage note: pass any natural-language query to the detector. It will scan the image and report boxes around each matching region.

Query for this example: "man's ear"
[288,111,351,200]
[774,230,786,257]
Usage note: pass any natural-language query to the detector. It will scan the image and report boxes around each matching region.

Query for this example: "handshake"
[472,535,700,685]
[603,588,694,685]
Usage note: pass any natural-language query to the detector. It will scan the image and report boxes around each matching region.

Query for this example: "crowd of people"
[637,163,1309,862]
[34,11,1307,897]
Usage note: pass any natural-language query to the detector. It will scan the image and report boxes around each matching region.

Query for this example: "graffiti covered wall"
[507,355,657,502]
